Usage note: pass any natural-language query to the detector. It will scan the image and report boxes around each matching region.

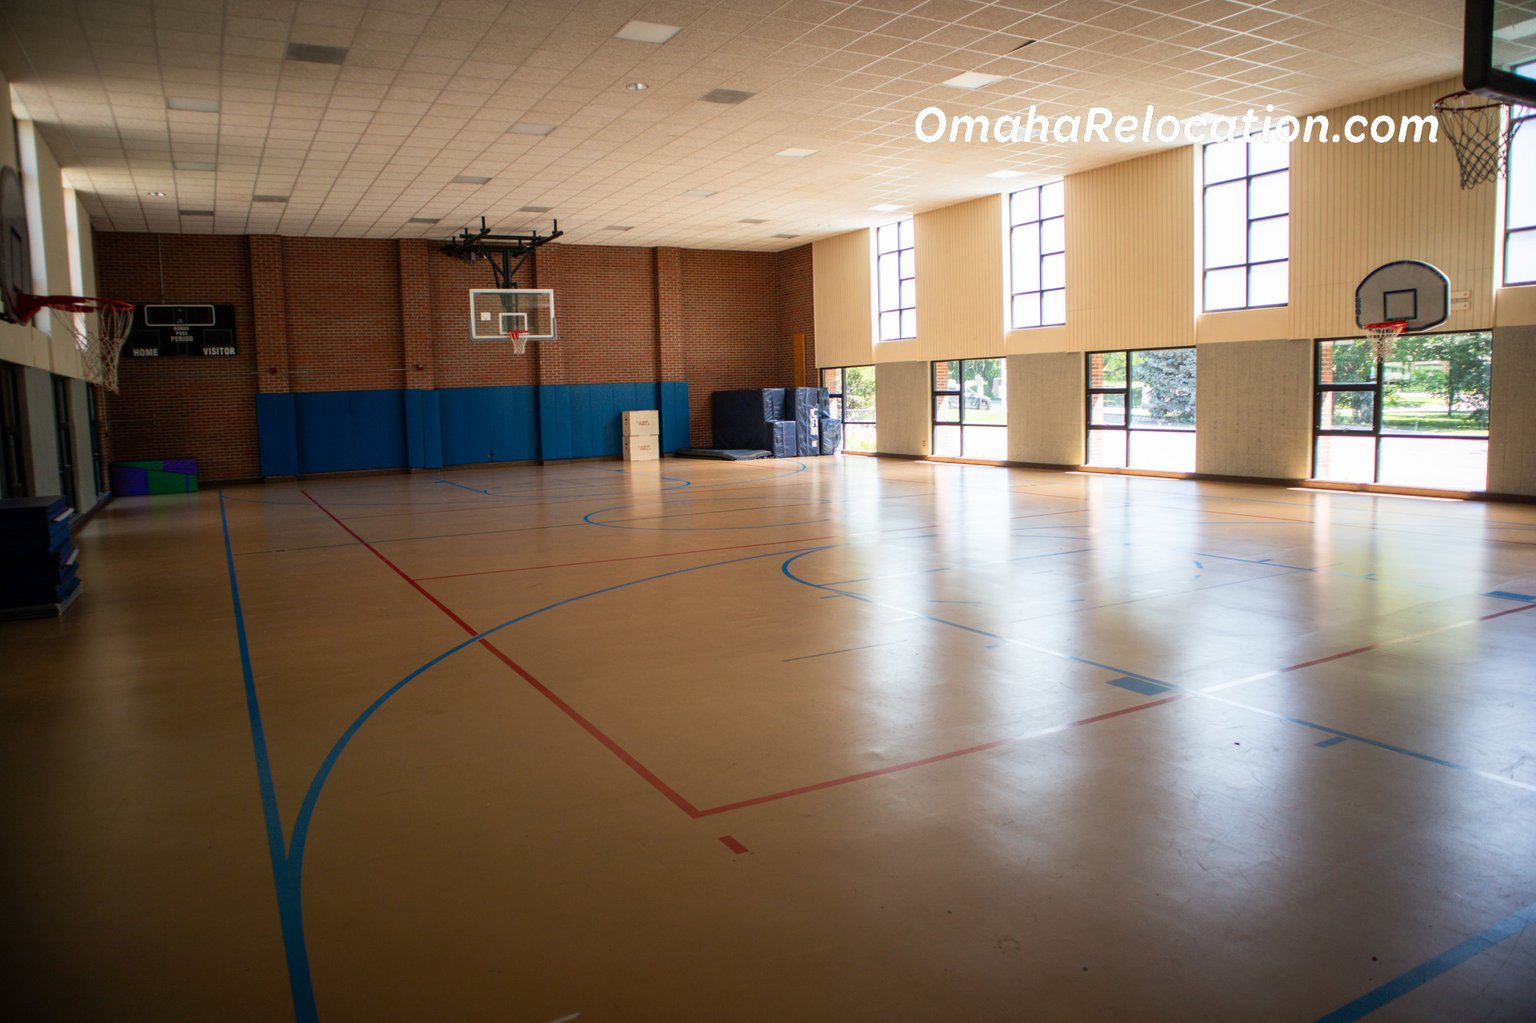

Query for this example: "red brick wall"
[94,233,260,481]
[680,249,785,446]
[94,231,812,478]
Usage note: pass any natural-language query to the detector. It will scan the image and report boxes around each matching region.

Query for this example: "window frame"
[1084,347,1198,471]
[820,365,877,454]
[931,358,1006,460]
[1201,137,1289,311]
[875,218,916,342]
[1008,181,1065,329]
[1504,64,1536,286]
[1311,333,1491,487]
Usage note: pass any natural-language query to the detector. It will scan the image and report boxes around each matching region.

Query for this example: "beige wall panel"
[1066,147,1195,351]
[1495,284,1536,327]
[0,68,16,171]
[913,195,1004,361]
[1195,339,1312,480]
[1290,79,1496,340]
[1488,325,1536,496]
[812,229,874,369]
[875,359,931,457]
[1196,307,1290,344]
[1007,352,1084,465]
[874,338,919,364]
[1005,324,1068,354]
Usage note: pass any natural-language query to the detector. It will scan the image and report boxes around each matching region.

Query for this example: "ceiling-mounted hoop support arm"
[441,216,563,289]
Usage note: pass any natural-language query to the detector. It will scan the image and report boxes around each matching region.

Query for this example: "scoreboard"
[125,304,237,357]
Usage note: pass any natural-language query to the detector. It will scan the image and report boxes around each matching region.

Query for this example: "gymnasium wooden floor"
[3,456,1535,1021]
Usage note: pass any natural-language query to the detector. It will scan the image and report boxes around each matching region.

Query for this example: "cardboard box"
[622,435,660,461]
[622,409,659,436]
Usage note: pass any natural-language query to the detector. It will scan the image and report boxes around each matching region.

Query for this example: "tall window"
[1313,333,1491,490]
[1202,136,1289,310]
[1009,182,1064,328]
[1086,348,1197,472]
[933,358,1006,460]
[1505,66,1536,285]
[821,366,876,453]
[876,218,915,341]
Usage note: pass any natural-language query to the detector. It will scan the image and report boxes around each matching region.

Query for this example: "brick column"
[532,243,565,386]
[655,246,684,382]
[398,239,434,390]
[249,235,289,393]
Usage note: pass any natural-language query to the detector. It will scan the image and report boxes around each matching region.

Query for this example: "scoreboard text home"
[126,304,237,357]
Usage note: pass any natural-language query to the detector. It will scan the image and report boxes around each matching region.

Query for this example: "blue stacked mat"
[0,496,81,616]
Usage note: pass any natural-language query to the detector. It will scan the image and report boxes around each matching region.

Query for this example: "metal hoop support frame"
[1363,320,1407,363]
[1433,90,1522,189]
[15,293,136,392]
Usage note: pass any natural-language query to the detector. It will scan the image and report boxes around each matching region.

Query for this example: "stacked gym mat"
[710,388,841,458]
[110,459,198,495]
[0,496,80,619]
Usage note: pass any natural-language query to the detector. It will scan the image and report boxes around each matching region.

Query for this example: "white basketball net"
[1363,320,1406,363]
[508,329,529,355]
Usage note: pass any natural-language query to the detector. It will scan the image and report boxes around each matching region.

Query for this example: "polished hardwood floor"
[3,456,1534,1021]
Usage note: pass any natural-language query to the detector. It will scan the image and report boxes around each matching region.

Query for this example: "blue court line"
[430,476,493,495]
[1313,900,1536,1022]
[1315,736,1348,749]
[218,494,319,1022]
[1485,590,1536,602]
[782,548,1536,793]
[224,525,822,1017]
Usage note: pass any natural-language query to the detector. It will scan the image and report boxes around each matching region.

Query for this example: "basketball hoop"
[15,293,135,392]
[1434,90,1522,189]
[1363,320,1407,362]
[507,328,529,355]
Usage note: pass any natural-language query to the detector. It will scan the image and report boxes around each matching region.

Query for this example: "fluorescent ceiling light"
[166,96,218,112]
[869,203,903,212]
[452,175,491,185]
[701,88,754,104]
[173,161,215,171]
[518,205,552,213]
[1493,17,1536,41]
[509,122,555,136]
[986,170,1026,179]
[625,82,649,92]
[775,147,817,157]
[941,71,1005,89]
[179,209,213,216]
[683,189,717,198]
[251,194,288,203]
[614,20,681,44]
[606,225,634,231]
[285,42,348,64]
[739,218,768,224]
[772,233,799,239]
[407,216,439,224]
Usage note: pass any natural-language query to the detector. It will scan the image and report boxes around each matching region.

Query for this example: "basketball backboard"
[468,288,556,341]
[1465,1,1536,104]
[1355,261,1451,331]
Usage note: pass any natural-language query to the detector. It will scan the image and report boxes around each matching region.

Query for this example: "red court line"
[302,490,705,818]
[414,534,842,581]
[1282,645,1382,672]
[718,835,749,854]
[691,695,1189,817]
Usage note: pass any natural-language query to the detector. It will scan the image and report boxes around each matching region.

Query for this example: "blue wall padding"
[256,393,300,476]
[404,390,443,469]
[293,390,407,474]
[255,382,690,476]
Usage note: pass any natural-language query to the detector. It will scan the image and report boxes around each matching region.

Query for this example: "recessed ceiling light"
[173,161,215,171]
[701,88,754,104]
[614,20,682,44]
[869,203,903,212]
[166,96,218,113]
[285,42,348,65]
[407,216,440,224]
[942,71,1006,89]
[146,191,166,197]
[451,175,491,185]
[986,170,1027,179]
[625,82,649,92]
[179,209,214,217]
[815,223,831,228]
[775,147,817,158]
[518,205,552,213]
[509,122,555,136]
[683,189,717,198]
[606,225,634,231]
[739,218,768,224]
